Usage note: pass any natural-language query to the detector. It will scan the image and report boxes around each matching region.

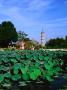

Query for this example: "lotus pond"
[0,50,67,90]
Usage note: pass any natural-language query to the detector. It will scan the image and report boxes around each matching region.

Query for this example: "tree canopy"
[17,31,30,41]
[0,21,18,47]
[46,36,67,49]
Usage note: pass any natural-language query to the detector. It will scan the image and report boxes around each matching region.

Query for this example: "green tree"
[65,36,67,40]
[0,21,18,47]
[18,31,29,41]
[46,37,67,49]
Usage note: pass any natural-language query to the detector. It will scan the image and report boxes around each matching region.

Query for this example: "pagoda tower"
[41,30,45,46]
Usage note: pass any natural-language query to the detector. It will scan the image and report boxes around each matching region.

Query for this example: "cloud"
[0,4,40,30]
[1,0,54,11]
[26,0,54,11]
[0,0,53,27]
[0,3,41,40]
[45,17,67,27]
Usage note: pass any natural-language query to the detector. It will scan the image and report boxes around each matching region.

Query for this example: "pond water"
[51,76,67,90]
[3,76,67,90]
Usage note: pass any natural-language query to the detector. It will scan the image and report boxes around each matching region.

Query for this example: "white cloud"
[26,0,54,11]
[0,4,40,29]
[45,17,67,27]
[1,0,54,11]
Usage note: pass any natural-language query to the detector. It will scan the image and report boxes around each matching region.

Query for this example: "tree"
[24,39,41,50]
[17,31,30,41]
[65,36,67,40]
[46,36,67,49]
[0,21,18,47]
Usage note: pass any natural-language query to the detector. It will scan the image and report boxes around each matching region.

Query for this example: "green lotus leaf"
[13,63,21,74]
[66,66,67,70]
[15,54,20,60]
[10,58,17,63]
[39,56,43,60]
[0,66,5,71]
[4,72,11,78]
[44,56,49,61]
[47,70,54,76]
[32,55,38,60]
[11,74,21,81]
[2,58,9,63]
[29,66,35,71]
[25,53,32,59]
[48,60,53,66]
[0,66,9,71]
[34,69,41,76]
[22,74,29,81]
[20,67,28,74]
[46,75,53,81]
[35,62,40,67]
[13,63,21,69]
[44,63,51,70]
[0,74,4,83]
[14,68,18,74]
[29,72,37,80]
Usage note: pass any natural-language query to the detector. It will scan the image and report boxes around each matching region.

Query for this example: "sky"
[0,0,67,42]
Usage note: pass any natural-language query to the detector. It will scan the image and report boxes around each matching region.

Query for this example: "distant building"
[16,41,25,50]
[8,41,16,47]
[8,41,25,50]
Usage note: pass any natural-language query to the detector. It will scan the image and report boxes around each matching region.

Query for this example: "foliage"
[46,36,67,49]
[17,31,29,41]
[0,50,67,89]
[24,40,35,50]
[0,21,18,47]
